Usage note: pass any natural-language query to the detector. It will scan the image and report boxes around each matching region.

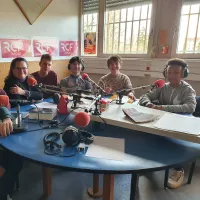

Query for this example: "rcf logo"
[59,41,78,56]
[0,39,31,58]
[33,39,58,57]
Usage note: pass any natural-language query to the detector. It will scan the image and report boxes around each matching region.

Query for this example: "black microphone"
[82,73,106,93]
[9,99,32,103]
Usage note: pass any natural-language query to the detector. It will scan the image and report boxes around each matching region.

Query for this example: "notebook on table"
[122,108,158,123]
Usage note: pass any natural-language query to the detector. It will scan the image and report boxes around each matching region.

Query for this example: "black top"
[3,76,43,107]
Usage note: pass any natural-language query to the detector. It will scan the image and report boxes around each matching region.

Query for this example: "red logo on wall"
[59,41,78,56]
[0,39,32,58]
[33,39,58,57]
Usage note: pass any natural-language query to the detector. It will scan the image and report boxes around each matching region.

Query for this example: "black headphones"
[62,126,94,146]
[163,59,189,78]
[68,56,85,71]
[43,126,94,156]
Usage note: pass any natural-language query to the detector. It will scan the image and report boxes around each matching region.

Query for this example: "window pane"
[182,5,190,15]
[104,1,152,54]
[191,4,199,14]
[141,5,148,20]
[121,9,127,22]
[195,18,200,52]
[127,8,133,21]
[186,14,198,52]
[119,23,125,53]
[125,22,132,53]
[148,4,152,19]
[177,15,189,53]
[138,20,147,52]
[113,24,119,53]
[134,6,141,20]
[115,10,120,22]
[131,21,139,52]
[109,11,114,23]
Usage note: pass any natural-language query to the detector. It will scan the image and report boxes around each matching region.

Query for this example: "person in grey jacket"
[139,59,196,114]
[60,56,92,93]
[139,58,196,189]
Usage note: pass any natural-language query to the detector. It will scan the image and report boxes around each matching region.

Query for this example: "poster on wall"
[0,39,32,58]
[33,39,58,57]
[84,32,96,55]
[59,41,78,56]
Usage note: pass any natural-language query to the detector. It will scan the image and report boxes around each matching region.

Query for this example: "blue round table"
[1,104,200,200]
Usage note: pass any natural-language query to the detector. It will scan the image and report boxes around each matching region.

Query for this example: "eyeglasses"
[14,67,28,70]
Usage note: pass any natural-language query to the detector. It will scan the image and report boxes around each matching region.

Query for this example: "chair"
[193,96,200,117]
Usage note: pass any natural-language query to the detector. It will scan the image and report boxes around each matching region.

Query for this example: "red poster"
[33,39,58,57]
[0,39,32,58]
[59,41,78,56]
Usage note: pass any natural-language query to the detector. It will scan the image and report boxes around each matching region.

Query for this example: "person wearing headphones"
[31,54,59,98]
[98,55,136,100]
[139,58,196,189]
[60,56,92,92]
[3,57,43,107]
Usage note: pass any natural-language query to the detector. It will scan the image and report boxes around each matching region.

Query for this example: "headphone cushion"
[183,67,189,78]
[80,131,94,145]
[62,126,81,146]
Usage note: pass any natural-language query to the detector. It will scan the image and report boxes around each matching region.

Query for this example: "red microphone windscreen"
[82,73,89,80]
[27,76,37,86]
[74,112,90,127]
[154,79,165,88]
[0,95,10,109]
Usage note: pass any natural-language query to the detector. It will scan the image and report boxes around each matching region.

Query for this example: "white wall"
[0,0,79,39]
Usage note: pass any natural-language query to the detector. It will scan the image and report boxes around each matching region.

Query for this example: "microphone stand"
[115,85,152,105]
[85,95,102,115]
[71,94,80,109]
[13,104,28,133]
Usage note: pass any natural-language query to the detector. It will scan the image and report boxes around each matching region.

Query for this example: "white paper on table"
[154,113,200,136]
[85,136,125,161]
[32,102,57,109]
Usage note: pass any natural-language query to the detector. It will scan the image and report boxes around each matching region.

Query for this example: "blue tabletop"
[0,101,200,174]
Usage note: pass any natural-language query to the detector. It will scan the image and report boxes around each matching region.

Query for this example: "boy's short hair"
[166,58,188,69]
[107,55,122,67]
[40,54,52,63]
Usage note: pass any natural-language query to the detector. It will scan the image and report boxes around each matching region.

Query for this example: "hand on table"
[0,118,13,137]
[105,87,112,94]
[152,105,163,110]
[128,92,136,101]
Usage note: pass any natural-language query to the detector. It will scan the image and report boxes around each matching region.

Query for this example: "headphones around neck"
[68,56,85,71]
[163,60,189,78]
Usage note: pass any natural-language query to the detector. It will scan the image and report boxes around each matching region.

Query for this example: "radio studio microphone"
[27,76,37,86]
[82,73,106,93]
[74,111,90,127]
[151,79,165,89]
[0,95,11,109]
[116,79,166,95]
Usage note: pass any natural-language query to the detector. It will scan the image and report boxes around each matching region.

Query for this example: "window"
[104,0,152,54]
[82,0,99,56]
[177,1,200,54]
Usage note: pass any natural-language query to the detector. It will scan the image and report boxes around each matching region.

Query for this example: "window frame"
[171,0,200,59]
[81,0,157,58]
